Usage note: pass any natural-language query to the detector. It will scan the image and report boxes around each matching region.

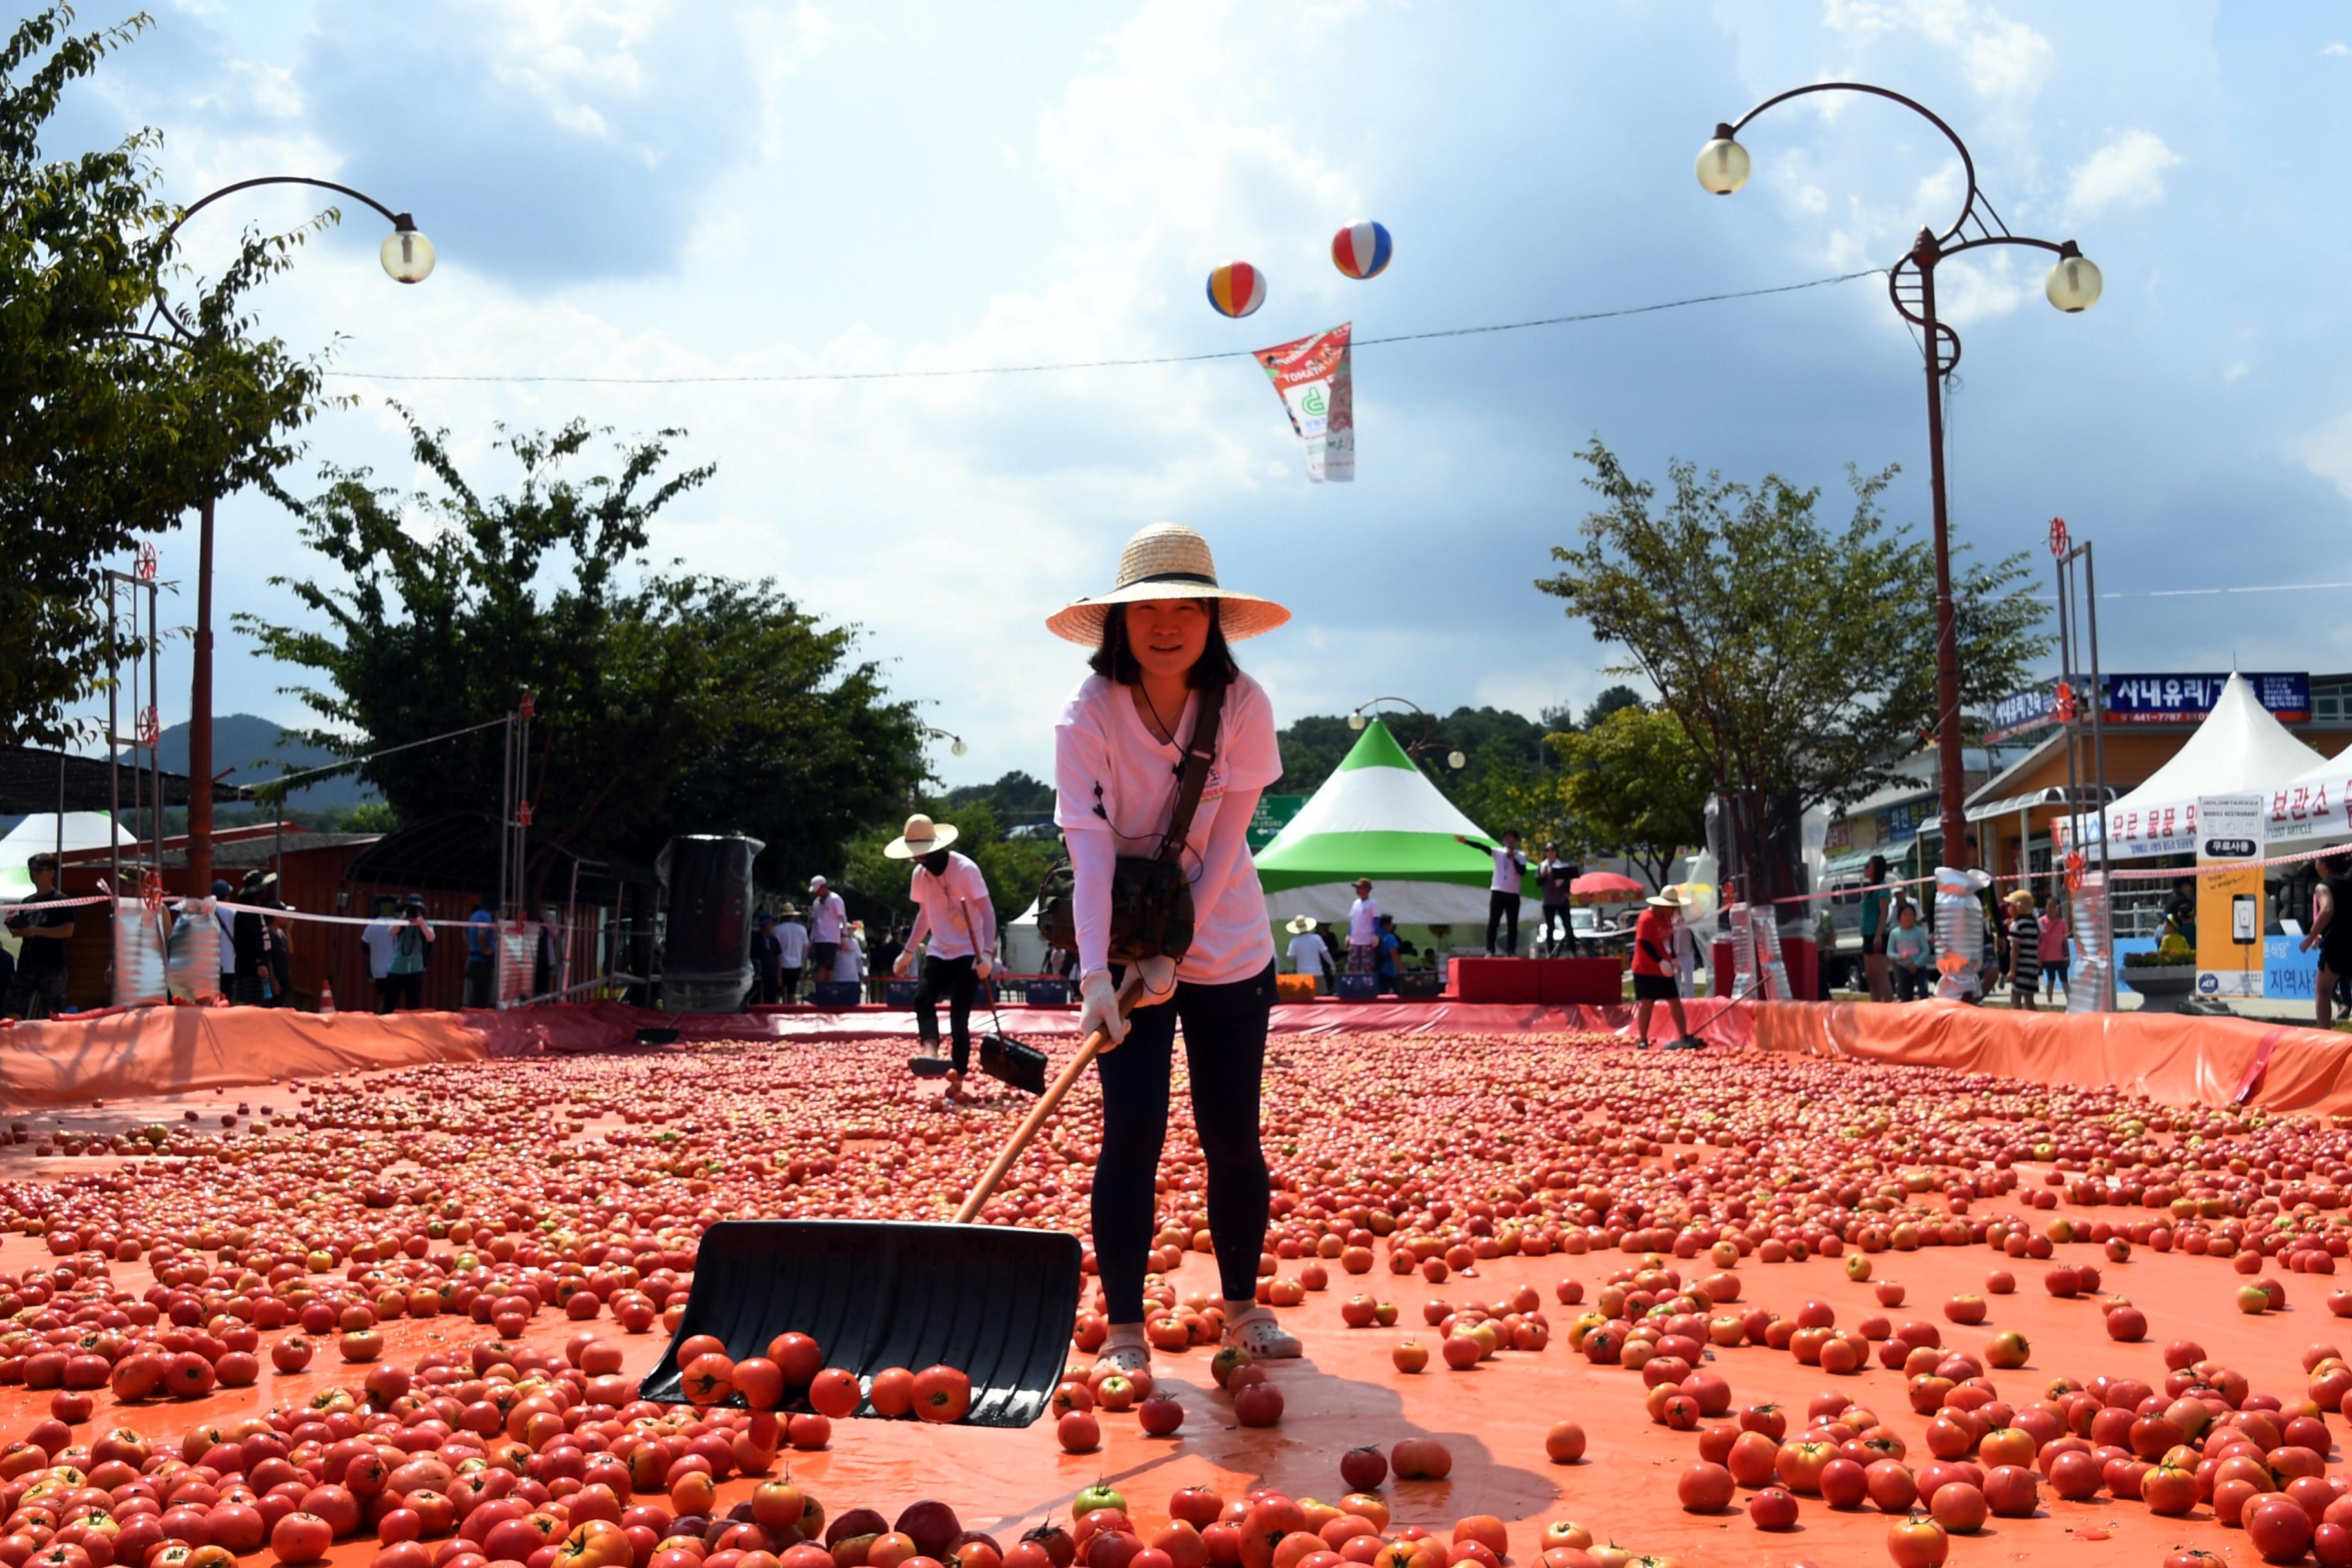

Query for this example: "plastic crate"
[1336,973,1382,1001]
[1024,979,1070,1006]
[810,981,863,1008]
[883,979,919,1007]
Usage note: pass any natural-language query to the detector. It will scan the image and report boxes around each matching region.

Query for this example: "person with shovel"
[1050,522,1291,1375]
[889,813,997,1102]
[1630,887,1699,1048]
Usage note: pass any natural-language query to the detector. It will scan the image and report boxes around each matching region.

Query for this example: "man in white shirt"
[886,814,997,1097]
[1346,879,1381,974]
[773,906,809,1002]
[1284,914,1333,994]
[1456,829,1529,956]
[358,896,404,1014]
[806,876,848,983]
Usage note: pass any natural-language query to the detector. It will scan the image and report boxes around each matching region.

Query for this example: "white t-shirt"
[808,891,847,943]
[1054,671,1282,985]
[909,851,996,960]
[774,920,808,967]
[834,935,863,982]
[1348,896,1381,946]
[360,919,401,981]
[1286,930,1331,975]
[1491,847,1527,895]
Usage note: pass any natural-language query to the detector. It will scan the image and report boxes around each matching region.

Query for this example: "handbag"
[1038,680,1226,965]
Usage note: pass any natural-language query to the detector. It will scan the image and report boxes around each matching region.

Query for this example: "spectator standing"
[1457,830,1529,956]
[464,892,498,1008]
[2163,875,2199,949]
[231,869,279,1006]
[806,876,847,982]
[1284,914,1333,992]
[1858,853,1892,1003]
[211,879,236,999]
[1376,915,1403,993]
[2,853,75,1019]
[2004,889,2042,1011]
[1346,879,1381,975]
[1630,889,1697,1049]
[834,921,865,989]
[888,814,997,1101]
[774,905,808,1001]
[2300,853,2352,1028]
[1886,902,1932,1001]
[1536,843,1580,954]
[2038,890,2071,1005]
[384,894,435,1010]
[750,910,782,1005]
[360,896,403,1013]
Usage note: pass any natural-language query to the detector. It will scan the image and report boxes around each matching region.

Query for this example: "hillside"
[132,714,379,810]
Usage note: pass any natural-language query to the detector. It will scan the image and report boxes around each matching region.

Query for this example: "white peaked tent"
[1254,719,1540,924]
[2266,740,2352,849]
[0,813,132,899]
[2078,673,2324,858]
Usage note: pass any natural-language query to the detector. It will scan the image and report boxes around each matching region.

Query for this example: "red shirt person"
[1630,888,1698,1050]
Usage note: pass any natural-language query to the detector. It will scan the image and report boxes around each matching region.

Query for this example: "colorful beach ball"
[1331,219,1393,280]
[1206,261,1267,318]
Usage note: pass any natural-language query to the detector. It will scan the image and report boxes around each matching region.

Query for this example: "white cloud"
[1821,0,2055,101]
[2066,129,2180,217]
[2299,411,2352,502]
[2326,42,2349,56]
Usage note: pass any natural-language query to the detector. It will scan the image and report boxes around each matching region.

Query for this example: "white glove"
[893,948,916,977]
[1120,956,1177,1010]
[974,954,994,980]
[1078,970,1129,1050]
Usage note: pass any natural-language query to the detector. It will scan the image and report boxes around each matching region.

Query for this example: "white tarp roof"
[2073,673,2325,858]
[2267,740,2352,849]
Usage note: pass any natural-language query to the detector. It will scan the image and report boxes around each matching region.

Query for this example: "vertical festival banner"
[2195,794,2265,1000]
[1255,323,1355,482]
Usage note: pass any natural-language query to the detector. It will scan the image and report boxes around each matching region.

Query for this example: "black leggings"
[914,952,979,1071]
[1487,890,1518,956]
[1093,959,1276,1324]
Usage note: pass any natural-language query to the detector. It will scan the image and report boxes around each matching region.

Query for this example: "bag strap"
[1155,680,1228,865]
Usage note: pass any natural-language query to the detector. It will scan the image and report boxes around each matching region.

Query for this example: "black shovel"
[636,997,1124,1427]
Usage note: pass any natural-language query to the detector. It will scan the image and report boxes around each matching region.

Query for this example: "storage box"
[1536,957,1623,1006]
[1335,973,1382,1001]
[1024,979,1070,1007]
[810,981,863,1008]
[1274,974,1318,1003]
[1454,957,1540,1004]
[1393,970,1444,1000]
[883,979,919,1007]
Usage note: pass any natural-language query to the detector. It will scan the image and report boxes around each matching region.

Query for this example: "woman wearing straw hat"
[1630,887,1699,1048]
[1284,914,1333,994]
[1050,522,1291,1373]
[887,812,998,1101]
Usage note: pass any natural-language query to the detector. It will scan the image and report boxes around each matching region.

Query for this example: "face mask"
[921,849,952,876]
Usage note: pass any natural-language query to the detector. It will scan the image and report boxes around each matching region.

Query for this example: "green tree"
[1536,438,2047,905]
[841,798,1058,932]
[1454,739,1579,850]
[240,407,923,888]
[941,771,1054,825]
[1579,684,1645,732]
[1551,706,1710,885]
[2,6,332,745]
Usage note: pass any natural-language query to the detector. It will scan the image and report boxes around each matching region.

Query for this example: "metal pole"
[2054,551,2078,900]
[499,709,514,923]
[2083,540,2113,1010]
[147,578,161,887]
[1917,233,1968,873]
[108,575,121,895]
[188,494,216,897]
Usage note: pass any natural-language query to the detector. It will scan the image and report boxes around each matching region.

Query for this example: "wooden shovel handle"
[952,1008,1124,1225]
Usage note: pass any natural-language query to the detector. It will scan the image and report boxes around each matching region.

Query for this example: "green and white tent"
[1253,720,1538,924]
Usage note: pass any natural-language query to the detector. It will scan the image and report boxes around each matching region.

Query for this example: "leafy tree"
[840,797,1058,932]
[1579,684,1645,732]
[1454,739,1579,851]
[941,770,1054,826]
[1271,713,1360,795]
[1,6,331,746]
[1551,706,1710,885]
[1536,438,2047,906]
[240,407,923,889]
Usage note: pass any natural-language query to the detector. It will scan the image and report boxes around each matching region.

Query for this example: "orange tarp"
[0,1004,482,1106]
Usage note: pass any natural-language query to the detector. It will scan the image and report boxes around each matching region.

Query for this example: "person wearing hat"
[887,814,998,1097]
[2003,888,2043,1011]
[1049,521,1293,1372]
[774,903,808,1003]
[805,875,848,986]
[383,893,435,1011]
[1283,914,1333,994]
[1630,888,1699,1048]
[1345,879,1381,975]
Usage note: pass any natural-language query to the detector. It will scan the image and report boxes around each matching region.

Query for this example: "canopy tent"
[2266,740,2352,850]
[0,813,135,900]
[2068,672,2325,858]
[1003,897,1049,976]
[1254,720,1539,924]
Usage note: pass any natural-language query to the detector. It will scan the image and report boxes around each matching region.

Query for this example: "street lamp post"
[1698,86,2101,872]
[146,177,434,897]
[1347,698,1466,773]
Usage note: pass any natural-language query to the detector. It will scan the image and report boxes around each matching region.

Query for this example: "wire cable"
[324,269,1886,386]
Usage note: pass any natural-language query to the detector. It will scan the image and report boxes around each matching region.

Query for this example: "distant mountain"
[129,714,380,810]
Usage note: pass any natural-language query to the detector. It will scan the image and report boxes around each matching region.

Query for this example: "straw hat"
[883,813,959,860]
[1286,914,1319,935]
[1645,888,1685,910]
[1046,523,1291,645]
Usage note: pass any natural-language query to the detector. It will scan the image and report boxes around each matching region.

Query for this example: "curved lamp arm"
[1723,82,1979,248]
[148,175,432,342]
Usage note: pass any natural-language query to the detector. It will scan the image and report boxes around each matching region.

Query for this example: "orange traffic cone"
[319,981,337,1017]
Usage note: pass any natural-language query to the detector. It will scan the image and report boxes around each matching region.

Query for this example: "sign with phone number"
[1986,673,2310,740]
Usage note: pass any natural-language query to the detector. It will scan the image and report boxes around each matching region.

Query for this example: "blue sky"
[50,0,2352,787]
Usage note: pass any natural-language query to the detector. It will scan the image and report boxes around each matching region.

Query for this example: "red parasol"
[1569,871,1647,903]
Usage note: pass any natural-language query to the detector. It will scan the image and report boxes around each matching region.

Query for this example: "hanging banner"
[2195,793,2265,1000]
[1254,323,1354,482]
